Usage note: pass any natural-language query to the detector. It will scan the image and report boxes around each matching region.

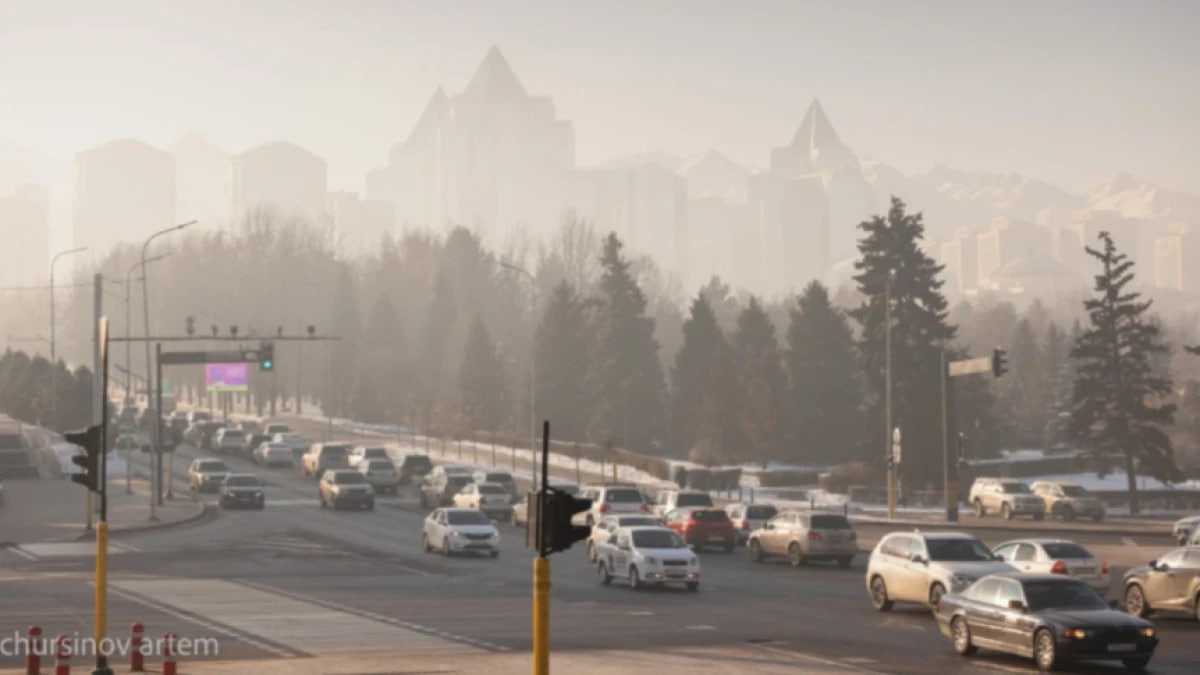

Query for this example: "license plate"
[666,570,685,578]
[1073,568,1094,575]
[1108,644,1136,653]
[708,536,724,542]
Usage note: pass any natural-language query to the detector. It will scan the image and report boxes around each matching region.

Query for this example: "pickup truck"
[594,525,700,592]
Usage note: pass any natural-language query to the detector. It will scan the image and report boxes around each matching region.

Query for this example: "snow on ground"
[1026,471,1200,492]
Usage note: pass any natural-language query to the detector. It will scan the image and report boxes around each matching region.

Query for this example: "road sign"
[948,356,992,377]
[892,443,902,465]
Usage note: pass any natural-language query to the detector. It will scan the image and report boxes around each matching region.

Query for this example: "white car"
[1174,516,1200,545]
[254,442,294,468]
[991,538,1110,595]
[422,507,500,558]
[595,526,700,591]
[866,531,1016,611]
[348,445,390,468]
[725,502,780,544]
[587,514,664,562]
[263,422,292,436]
[652,489,715,519]
[188,458,231,493]
[212,428,246,453]
[573,485,651,526]
[273,432,308,456]
[452,483,513,519]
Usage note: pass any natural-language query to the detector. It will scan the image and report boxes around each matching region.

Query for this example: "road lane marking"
[9,547,38,561]
[233,578,510,652]
[629,611,654,616]
[752,644,888,673]
[13,541,139,560]
[1122,536,1137,546]
[685,625,717,630]
[842,657,878,664]
[112,578,485,655]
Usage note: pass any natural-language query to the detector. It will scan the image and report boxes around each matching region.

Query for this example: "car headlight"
[644,556,658,565]
[450,531,464,538]
[254,491,263,497]
[950,574,975,589]
[1141,627,1155,638]
[1063,628,1091,639]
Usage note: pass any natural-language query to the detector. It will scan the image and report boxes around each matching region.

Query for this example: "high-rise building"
[939,227,979,295]
[369,47,575,247]
[231,142,328,225]
[73,138,175,252]
[975,217,1047,287]
[328,190,396,258]
[170,133,230,227]
[1155,225,1200,294]
[0,184,49,283]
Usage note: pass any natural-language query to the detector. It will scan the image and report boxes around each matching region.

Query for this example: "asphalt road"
[0,427,1196,674]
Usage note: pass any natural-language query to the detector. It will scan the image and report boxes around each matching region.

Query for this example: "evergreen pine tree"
[1041,321,1073,446]
[535,282,592,441]
[419,266,457,427]
[848,197,955,486]
[588,233,667,452]
[732,297,787,466]
[458,315,508,432]
[785,281,862,465]
[689,340,745,465]
[1070,231,1182,513]
[670,293,727,455]
[363,291,407,422]
[1006,318,1044,445]
[327,265,363,417]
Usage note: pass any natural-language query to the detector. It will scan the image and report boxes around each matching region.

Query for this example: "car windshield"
[1060,486,1088,497]
[322,446,348,457]
[223,430,244,439]
[404,456,432,470]
[333,472,367,485]
[745,505,778,519]
[486,473,512,483]
[632,529,686,549]
[478,484,506,494]
[811,515,852,529]
[443,466,469,474]
[280,434,301,442]
[926,538,995,561]
[447,510,492,525]
[267,443,288,451]
[691,509,729,522]
[365,460,394,470]
[677,493,713,507]
[1041,543,1092,559]
[225,476,259,487]
[618,516,660,527]
[1023,580,1108,611]
[606,488,643,503]
[364,448,387,457]
[447,476,471,488]
[1001,482,1031,494]
[198,461,228,472]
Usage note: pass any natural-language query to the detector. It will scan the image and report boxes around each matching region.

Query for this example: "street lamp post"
[125,254,169,402]
[500,261,537,489]
[885,269,896,520]
[141,221,195,517]
[49,246,87,431]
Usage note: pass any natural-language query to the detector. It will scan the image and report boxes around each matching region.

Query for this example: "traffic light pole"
[94,317,113,675]
[533,420,550,675]
[942,348,1007,524]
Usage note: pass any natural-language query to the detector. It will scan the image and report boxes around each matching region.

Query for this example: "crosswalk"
[109,578,496,657]
[9,541,140,561]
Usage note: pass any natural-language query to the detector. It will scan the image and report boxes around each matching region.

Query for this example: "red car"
[663,507,737,552]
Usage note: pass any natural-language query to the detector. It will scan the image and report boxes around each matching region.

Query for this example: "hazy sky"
[1,0,1198,196]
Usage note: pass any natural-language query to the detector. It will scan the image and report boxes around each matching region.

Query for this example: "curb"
[73,497,210,542]
[848,515,1174,540]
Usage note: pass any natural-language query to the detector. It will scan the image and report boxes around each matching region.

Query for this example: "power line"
[0,282,96,292]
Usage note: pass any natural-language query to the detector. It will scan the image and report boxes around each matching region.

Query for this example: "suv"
[968,478,1046,520]
[726,502,779,544]
[747,511,857,568]
[866,531,1014,611]
[421,473,473,508]
[472,470,518,501]
[302,443,351,478]
[212,428,246,454]
[188,458,231,493]
[348,446,390,468]
[1030,481,1106,522]
[319,469,375,511]
[663,507,736,552]
[652,489,714,519]
[573,485,650,526]
[397,454,433,485]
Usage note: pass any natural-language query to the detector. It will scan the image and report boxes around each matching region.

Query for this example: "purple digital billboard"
[205,362,249,392]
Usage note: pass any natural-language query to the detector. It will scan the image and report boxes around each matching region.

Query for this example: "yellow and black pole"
[95,316,113,675]
[533,420,550,675]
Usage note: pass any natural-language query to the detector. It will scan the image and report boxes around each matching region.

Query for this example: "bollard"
[53,636,68,675]
[162,633,176,675]
[25,626,41,675]
[130,623,144,672]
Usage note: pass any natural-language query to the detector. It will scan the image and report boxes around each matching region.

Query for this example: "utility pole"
[50,246,87,431]
[86,274,101,531]
[885,271,895,519]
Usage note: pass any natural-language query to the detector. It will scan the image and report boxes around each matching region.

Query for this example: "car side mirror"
[1007,599,1026,611]
[910,554,927,565]
[763,523,773,530]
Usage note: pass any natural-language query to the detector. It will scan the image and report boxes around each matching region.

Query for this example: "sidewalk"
[69,645,875,674]
[0,474,205,545]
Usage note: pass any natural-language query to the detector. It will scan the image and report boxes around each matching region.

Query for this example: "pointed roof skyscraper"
[406,86,450,146]
[460,46,528,101]
[790,99,841,151]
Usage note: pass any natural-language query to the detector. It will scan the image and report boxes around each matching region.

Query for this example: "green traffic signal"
[259,341,275,371]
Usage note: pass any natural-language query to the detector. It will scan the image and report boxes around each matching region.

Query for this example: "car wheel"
[257,501,265,511]
[749,539,764,563]
[628,566,641,591]
[586,514,594,527]
[686,581,699,592]
[598,561,612,585]
[442,537,451,556]
[365,502,375,511]
[870,575,893,611]
[951,616,977,656]
[973,500,984,517]
[587,542,597,564]
[1121,657,1151,671]
[929,583,946,611]
[837,556,853,569]
[787,543,804,568]
[1033,628,1058,671]
[1194,593,1200,623]
[723,542,735,553]
[319,495,325,508]
[1124,584,1151,618]
[422,533,431,553]
[1001,503,1013,520]
[1060,505,1075,522]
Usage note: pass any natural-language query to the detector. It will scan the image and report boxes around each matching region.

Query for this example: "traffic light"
[542,487,592,555]
[992,347,1008,378]
[65,425,104,492]
[259,341,274,371]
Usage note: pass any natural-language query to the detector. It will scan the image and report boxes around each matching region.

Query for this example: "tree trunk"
[1124,451,1140,515]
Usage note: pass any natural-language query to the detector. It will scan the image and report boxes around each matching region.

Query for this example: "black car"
[935,573,1157,671]
[420,474,472,508]
[218,474,265,510]
[398,454,433,485]
[244,433,272,455]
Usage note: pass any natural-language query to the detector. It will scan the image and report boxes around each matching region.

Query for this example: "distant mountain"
[1087,173,1200,225]
[596,150,685,172]
[680,150,749,203]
